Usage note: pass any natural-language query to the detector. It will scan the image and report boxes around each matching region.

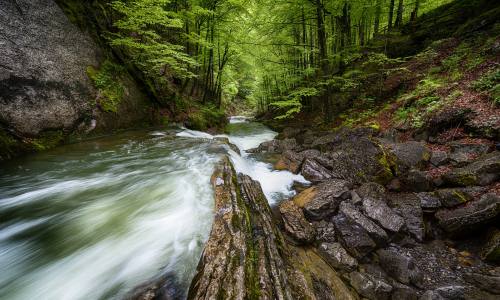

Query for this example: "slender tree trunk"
[410,0,420,22]
[302,7,307,69]
[374,0,382,34]
[315,0,327,74]
[395,0,404,28]
[388,0,395,31]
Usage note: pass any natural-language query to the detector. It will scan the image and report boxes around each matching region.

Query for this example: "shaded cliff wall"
[0,0,155,160]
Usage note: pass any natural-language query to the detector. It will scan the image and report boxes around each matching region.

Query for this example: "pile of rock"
[266,127,500,299]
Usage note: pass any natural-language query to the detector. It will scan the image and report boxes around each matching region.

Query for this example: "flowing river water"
[0,117,307,299]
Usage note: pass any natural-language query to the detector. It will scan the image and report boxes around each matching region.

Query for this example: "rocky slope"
[250,125,500,299]
[0,0,154,160]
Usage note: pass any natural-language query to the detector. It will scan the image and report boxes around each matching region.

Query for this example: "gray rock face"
[434,187,486,208]
[0,0,99,136]
[377,247,423,286]
[339,202,389,245]
[435,193,500,233]
[357,182,387,200]
[464,272,500,295]
[250,138,298,153]
[349,271,393,300]
[301,158,333,183]
[333,213,377,258]
[313,220,336,243]
[417,192,442,209]
[480,228,500,263]
[318,242,358,272]
[403,169,433,192]
[362,197,405,232]
[443,151,500,186]
[388,141,430,172]
[430,150,449,167]
[388,193,425,241]
[279,200,315,243]
[302,179,351,220]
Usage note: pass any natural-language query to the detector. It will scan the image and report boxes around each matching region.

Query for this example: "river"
[0,117,306,299]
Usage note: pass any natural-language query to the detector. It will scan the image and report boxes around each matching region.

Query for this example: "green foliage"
[87,60,125,112]
[187,105,226,130]
[472,69,500,105]
[110,0,197,78]
[271,87,318,119]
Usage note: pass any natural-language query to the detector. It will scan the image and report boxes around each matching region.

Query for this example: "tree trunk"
[410,0,420,23]
[395,0,404,28]
[374,0,382,34]
[388,0,395,31]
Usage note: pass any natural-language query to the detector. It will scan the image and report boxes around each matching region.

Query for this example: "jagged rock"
[333,213,377,259]
[449,140,491,157]
[464,272,500,295]
[213,137,241,155]
[126,272,181,300]
[403,169,434,192]
[274,150,303,173]
[301,158,333,183]
[435,193,500,234]
[279,200,315,244]
[481,228,500,263]
[277,127,301,139]
[430,150,449,167]
[298,179,351,220]
[351,190,362,205]
[434,285,465,300]
[362,197,405,232]
[357,182,387,200]
[388,141,430,172]
[391,283,419,300]
[442,151,500,186]
[306,129,398,185]
[417,192,442,209]
[387,193,425,241]
[377,247,423,286]
[318,242,358,272]
[248,138,298,153]
[339,202,388,246]
[0,0,98,136]
[313,220,336,243]
[188,157,357,299]
[434,187,486,208]
[349,271,393,300]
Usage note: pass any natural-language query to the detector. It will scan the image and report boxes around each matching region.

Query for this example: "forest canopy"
[107,0,454,119]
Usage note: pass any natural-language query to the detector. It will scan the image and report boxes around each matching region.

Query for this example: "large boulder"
[295,179,351,220]
[306,129,398,185]
[387,193,425,241]
[387,141,431,172]
[433,187,487,208]
[318,242,358,272]
[187,157,358,299]
[442,152,500,186]
[362,197,405,232]
[301,158,333,183]
[248,138,299,154]
[339,202,389,245]
[376,247,423,286]
[435,193,500,234]
[279,200,315,244]
[313,220,337,243]
[480,228,500,263]
[349,271,393,300]
[333,213,378,259]
[0,0,97,136]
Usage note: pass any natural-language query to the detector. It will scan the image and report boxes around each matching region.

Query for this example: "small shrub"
[87,60,125,112]
[472,69,500,105]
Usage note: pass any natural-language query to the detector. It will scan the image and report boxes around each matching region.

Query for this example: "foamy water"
[0,132,220,299]
[0,120,307,299]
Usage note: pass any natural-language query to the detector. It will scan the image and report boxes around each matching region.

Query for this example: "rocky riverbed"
[150,123,500,300]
